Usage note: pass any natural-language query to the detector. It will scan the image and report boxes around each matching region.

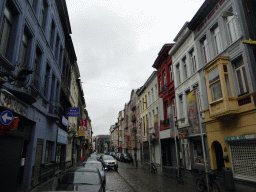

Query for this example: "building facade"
[188,0,256,182]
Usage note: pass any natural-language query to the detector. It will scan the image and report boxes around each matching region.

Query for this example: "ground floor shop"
[205,107,256,183]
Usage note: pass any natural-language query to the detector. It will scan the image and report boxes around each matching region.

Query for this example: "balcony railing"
[130,115,136,122]
[161,84,167,93]
[130,102,136,111]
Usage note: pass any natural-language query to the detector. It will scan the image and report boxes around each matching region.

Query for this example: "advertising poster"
[87,126,91,139]
[81,119,87,127]
[167,105,175,138]
[154,114,159,141]
[78,126,86,136]
[187,90,200,134]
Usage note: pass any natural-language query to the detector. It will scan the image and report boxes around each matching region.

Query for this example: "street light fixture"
[221,11,237,18]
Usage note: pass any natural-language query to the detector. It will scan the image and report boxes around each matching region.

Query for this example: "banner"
[167,105,175,138]
[86,126,91,139]
[79,126,86,136]
[187,90,200,134]
[154,114,159,141]
[138,118,142,142]
[81,119,87,127]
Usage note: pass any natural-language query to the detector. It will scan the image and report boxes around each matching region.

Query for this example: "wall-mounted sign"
[79,126,86,137]
[66,107,79,117]
[57,128,67,144]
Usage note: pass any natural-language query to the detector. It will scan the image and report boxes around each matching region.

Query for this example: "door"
[0,136,23,192]
[32,139,43,186]
[182,140,191,170]
[213,141,224,171]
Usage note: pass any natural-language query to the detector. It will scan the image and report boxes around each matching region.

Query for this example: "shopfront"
[56,128,67,172]
[0,89,34,192]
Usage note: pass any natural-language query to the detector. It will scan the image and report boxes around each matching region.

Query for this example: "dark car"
[81,161,106,184]
[56,167,105,191]
[120,153,132,163]
[115,153,121,161]
[101,155,118,171]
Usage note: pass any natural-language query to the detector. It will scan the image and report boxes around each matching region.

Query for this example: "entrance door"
[213,141,224,170]
[182,141,191,170]
[32,139,43,186]
[0,136,23,192]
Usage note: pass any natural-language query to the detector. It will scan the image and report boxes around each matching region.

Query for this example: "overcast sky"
[65,0,205,136]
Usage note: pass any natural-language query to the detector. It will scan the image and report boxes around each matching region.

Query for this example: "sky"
[65,0,205,136]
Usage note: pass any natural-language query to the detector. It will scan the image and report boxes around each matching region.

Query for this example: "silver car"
[101,155,118,171]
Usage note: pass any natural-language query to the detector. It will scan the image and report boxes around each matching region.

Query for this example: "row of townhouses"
[0,0,92,191]
[109,0,256,183]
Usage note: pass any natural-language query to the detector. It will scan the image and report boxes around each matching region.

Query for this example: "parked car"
[101,155,118,171]
[120,153,132,163]
[86,156,98,162]
[115,153,121,161]
[81,161,106,184]
[56,167,105,191]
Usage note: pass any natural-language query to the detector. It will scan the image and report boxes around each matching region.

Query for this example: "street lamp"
[221,11,237,18]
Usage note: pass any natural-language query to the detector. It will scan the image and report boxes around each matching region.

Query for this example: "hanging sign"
[66,107,80,117]
[79,126,86,137]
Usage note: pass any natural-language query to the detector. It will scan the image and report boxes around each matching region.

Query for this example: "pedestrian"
[134,152,137,167]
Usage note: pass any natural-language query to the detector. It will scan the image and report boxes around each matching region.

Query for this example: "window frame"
[190,49,197,74]
[201,36,210,63]
[226,6,240,44]
[182,56,187,79]
[211,23,223,55]
[208,66,223,101]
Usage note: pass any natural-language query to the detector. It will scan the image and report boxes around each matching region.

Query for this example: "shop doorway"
[213,141,224,170]
[32,139,43,187]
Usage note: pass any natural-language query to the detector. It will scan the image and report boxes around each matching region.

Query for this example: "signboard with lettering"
[57,128,68,144]
[66,107,80,117]
[0,89,28,117]
[79,126,86,137]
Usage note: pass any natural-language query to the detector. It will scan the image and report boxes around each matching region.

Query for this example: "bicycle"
[196,170,220,192]
[151,162,157,173]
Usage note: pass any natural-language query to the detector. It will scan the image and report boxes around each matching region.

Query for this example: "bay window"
[209,67,222,101]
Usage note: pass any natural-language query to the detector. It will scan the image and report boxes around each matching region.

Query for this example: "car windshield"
[82,163,103,170]
[103,156,114,160]
[60,171,101,185]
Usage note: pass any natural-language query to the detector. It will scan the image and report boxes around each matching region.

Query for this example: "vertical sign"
[187,89,200,134]
[154,114,159,141]
[81,119,87,127]
[138,118,142,142]
[78,126,86,136]
[167,105,174,138]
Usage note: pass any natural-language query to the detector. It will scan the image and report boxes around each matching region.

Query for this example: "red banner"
[81,119,87,127]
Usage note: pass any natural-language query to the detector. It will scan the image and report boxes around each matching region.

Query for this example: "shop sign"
[179,130,188,139]
[224,134,256,142]
[66,107,79,117]
[79,126,86,137]
[81,119,87,127]
[57,128,67,144]
[0,89,28,117]
[62,116,68,127]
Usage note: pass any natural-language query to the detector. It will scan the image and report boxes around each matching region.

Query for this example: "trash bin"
[222,167,235,191]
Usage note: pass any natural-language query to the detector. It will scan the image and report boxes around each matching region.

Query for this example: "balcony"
[130,115,136,122]
[161,84,167,93]
[130,102,136,111]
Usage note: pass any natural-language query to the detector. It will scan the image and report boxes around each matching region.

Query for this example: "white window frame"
[190,49,197,73]
[226,7,240,43]
[183,57,187,79]
[201,37,210,63]
[233,58,250,95]
[176,64,181,85]
[212,24,223,54]
[209,67,223,101]
[151,88,154,103]
[179,95,184,119]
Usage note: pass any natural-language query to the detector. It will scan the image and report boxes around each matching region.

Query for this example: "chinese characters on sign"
[79,126,86,137]
[66,107,80,117]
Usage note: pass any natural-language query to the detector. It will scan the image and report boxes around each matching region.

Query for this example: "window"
[172,99,176,118]
[201,36,210,63]
[19,33,29,68]
[155,84,157,98]
[149,112,151,128]
[145,95,147,108]
[148,92,151,105]
[151,88,154,102]
[55,35,60,60]
[50,21,55,48]
[169,65,173,81]
[190,49,197,73]
[0,6,13,57]
[44,65,50,98]
[179,95,184,119]
[163,71,166,85]
[32,48,43,92]
[176,64,181,84]
[183,57,187,79]
[193,140,205,164]
[45,141,53,163]
[143,116,145,136]
[226,7,240,43]
[142,98,144,110]
[212,24,223,54]
[234,57,249,95]
[159,76,162,90]
[209,67,222,101]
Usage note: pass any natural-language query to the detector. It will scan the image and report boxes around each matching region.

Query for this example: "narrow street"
[31,161,200,192]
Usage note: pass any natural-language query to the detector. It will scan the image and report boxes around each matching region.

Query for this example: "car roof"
[67,167,99,172]
[82,161,101,164]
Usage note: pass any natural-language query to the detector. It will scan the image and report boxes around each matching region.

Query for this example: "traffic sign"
[0,110,13,125]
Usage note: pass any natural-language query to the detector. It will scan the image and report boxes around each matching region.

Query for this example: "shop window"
[208,67,222,101]
[45,141,53,163]
[193,140,205,164]
[233,57,249,96]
